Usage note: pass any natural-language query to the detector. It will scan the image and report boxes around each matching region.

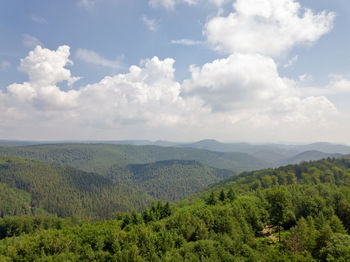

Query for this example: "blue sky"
[0,0,350,143]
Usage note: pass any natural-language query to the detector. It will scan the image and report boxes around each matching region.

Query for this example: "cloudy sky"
[0,0,350,143]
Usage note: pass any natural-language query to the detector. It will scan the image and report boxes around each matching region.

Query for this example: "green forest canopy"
[1,157,350,260]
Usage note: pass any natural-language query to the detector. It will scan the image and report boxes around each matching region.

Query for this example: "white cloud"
[299,74,313,82]
[209,0,229,7]
[182,53,289,111]
[7,46,79,111]
[205,0,335,57]
[1,46,202,135]
[78,56,202,128]
[19,45,79,86]
[149,0,198,10]
[1,61,11,70]
[284,55,298,68]
[170,39,203,46]
[0,45,346,143]
[75,48,123,69]
[30,15,48,25]
[182,52,337,127]
[328,75,350,94]
[22,34,42,48]
[148,0,229,9]
[141,15,159,31]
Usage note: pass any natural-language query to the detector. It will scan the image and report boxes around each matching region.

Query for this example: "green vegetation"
[0,143,269,174]
[1,157,350,260]
[106,160,234,201]
[0,156,153,219]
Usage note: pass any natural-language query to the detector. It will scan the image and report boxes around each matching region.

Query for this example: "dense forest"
[1,157,350,260]
[0,156,153,219]
[106,160,233,201]
[0,155,236,216]
[0,143,276,174]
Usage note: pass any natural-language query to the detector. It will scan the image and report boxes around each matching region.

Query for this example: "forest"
[1,155,350,261]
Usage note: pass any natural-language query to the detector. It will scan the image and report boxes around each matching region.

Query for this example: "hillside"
[277,150,342,166]
[1,158,350,260]
[0,142,347,174]
[106,160,234,201]
[0,143,269,174]
[0,156,153,219]
[0,155,237,214]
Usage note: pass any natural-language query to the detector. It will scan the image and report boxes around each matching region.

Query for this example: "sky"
[0,0,350,144]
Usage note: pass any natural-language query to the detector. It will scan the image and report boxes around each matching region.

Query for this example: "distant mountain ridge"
[277,150,342,166]
[0,143,269,174]
[0,140,347,174]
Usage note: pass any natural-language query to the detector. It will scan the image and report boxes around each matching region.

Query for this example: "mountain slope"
[2,158,350,261]
[106,160,234,201]
[0,143,269,174]
[277,150,341,166]
[0,156,153,219]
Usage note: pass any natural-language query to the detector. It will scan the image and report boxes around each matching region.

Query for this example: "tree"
[206,192,217,205]
[219,190,226,202]
[266,188,291,242]
[227,188,236,201]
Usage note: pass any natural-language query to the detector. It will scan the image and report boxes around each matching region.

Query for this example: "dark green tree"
[206,192,217,205]
[219,190,226,202]
[227,188,236,201]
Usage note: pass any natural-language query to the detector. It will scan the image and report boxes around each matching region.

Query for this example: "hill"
[181,139,350,165]
[277,150,342,166]
[1,158,350,260]
[0,156,153,219]
[106,160,234,201]
[0,155,237,214]
[0,143,269,174]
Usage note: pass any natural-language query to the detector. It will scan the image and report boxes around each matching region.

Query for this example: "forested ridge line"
[1,157,350,260]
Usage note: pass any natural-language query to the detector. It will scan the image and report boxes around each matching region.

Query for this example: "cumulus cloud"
[1,46,203,134]
[19,45,79,86]
[181,52,337,128]
[75,48,123,69]
[78,56,203,128]
[182,53,289,111]
[0,44,342,142]
[7,46,79,111]
[205,0,335,57]
[22,34,42,48]
[170,39,203,46]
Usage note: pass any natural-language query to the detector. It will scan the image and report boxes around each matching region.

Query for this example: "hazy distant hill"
[181,139,298,163]
[0,143,269,174]
[288,142,350,154]
[277,150,342,166]
[180,139,350,164]
[0,141,348,179]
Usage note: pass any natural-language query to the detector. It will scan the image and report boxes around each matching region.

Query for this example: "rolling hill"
[106,160,234,201]
[0,143,269,174]
[0,156,153,219]
[2,157,350,261]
